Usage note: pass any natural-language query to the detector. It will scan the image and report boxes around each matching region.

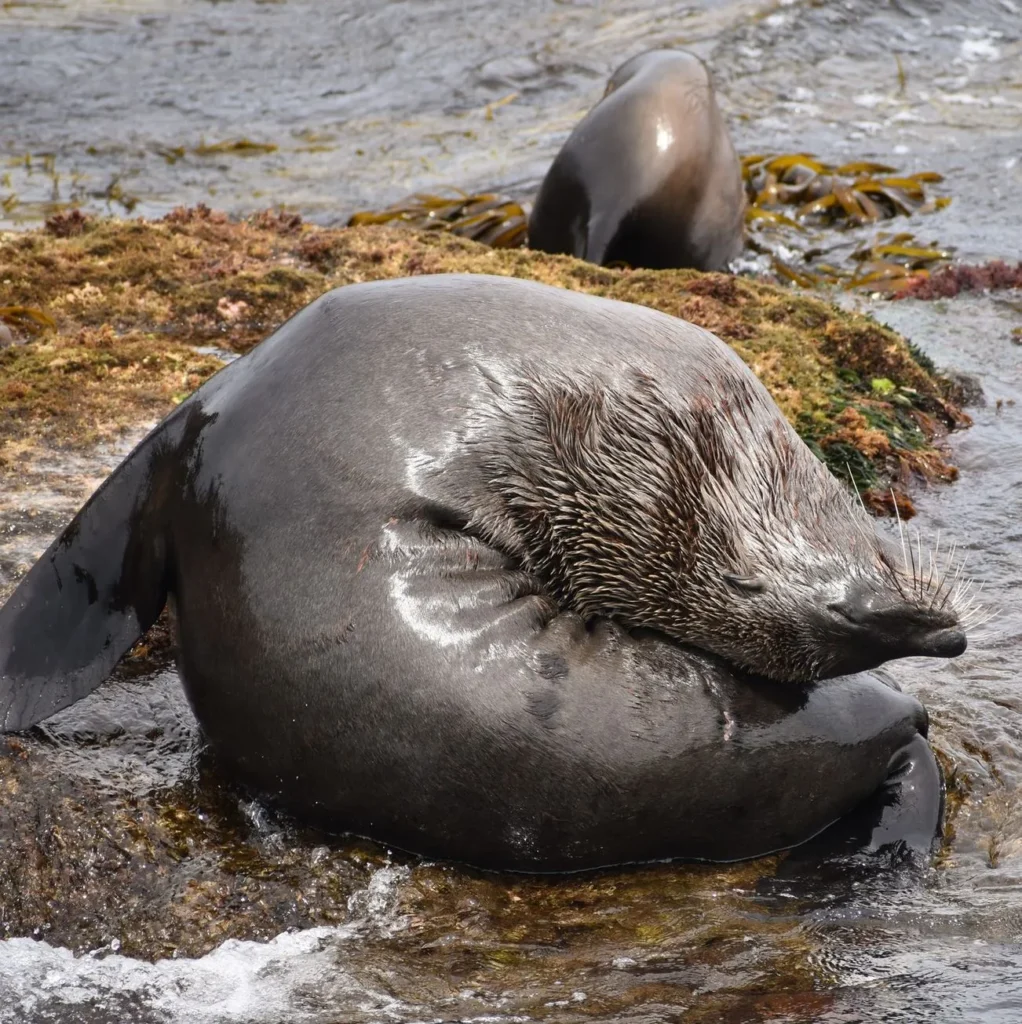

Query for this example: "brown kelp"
[0,305,56,337]
[770,231,955,294]
[348,189,528,248]
[743,153,950,227]
[344,153,954,292]
[192,138,279,157]
[742,153,956,293]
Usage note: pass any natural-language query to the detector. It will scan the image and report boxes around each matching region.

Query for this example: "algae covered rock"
[1,207,967,509]
[0,207,972,958]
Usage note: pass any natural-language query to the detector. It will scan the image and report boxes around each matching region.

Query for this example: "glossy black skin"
[528,50,745,271]
[0,275,941,871]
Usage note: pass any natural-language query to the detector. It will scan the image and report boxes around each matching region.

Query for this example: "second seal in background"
[529,49,746,270]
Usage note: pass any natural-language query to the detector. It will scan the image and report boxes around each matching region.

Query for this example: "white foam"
[960,37,1001,61]
[0,866,412,1024]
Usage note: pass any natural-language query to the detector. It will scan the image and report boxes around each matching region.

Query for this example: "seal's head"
[475,366,968,683]
[603,49,713,100]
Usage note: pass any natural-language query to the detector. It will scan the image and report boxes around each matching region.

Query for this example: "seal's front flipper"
[860,732,945,857]
[776,732,944,878]
[0,442,169,733]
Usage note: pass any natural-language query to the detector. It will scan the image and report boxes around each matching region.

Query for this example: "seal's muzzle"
[823,579,967,672]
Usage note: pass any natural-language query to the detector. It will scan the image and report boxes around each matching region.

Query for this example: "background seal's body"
[529,50,746,270]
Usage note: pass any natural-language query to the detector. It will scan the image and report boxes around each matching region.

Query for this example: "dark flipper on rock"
[0,403,206,732]
[772,730,945,882]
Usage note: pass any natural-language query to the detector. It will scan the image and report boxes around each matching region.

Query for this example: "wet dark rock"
[941,368,986,407]
[0,639,389,960]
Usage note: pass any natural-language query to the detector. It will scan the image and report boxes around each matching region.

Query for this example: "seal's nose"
[826,579,967,663]
[912,626,967,659]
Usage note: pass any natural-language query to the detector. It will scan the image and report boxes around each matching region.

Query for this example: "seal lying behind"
[528,49,746,270]
[0,275,963,869]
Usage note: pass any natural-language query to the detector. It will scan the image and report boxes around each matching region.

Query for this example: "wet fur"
[466,365,923,682]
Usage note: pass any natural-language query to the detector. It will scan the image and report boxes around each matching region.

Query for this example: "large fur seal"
[0,275,962,870]
[528,50,746,270]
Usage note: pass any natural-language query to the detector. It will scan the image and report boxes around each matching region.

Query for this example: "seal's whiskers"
[960,626,1000,648]
[884,518,983,641]
[891,488,911,596]
[940,549,971,612]
[927,529,940,596]
[932,539,958,611]
[921,528,929,598]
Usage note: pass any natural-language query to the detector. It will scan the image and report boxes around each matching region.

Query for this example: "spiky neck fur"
[467,368,964,683]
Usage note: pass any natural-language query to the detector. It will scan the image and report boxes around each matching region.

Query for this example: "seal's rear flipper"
[0,442,169,732]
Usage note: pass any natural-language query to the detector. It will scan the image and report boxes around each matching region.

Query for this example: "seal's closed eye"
[723,574,767,594]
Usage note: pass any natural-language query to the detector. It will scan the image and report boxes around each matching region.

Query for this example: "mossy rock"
[0,206,968,510]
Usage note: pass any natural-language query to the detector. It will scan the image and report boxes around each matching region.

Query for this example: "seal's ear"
[0,442,169,733]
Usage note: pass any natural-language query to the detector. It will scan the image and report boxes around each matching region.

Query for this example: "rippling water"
[1,0,1021,1021]
[0,0,760,227]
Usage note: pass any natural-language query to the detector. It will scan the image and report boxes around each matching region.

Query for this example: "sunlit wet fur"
[468,366,964,683]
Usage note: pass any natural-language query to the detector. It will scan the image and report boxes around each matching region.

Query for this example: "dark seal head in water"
[0,275,961,868]
[528,49,746,270]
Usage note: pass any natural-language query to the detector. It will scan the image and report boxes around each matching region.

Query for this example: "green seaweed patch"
[0,212,967,510]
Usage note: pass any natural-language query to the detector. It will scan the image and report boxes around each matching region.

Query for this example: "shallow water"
[2,0,1022,1021]
[0,0,760,227]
